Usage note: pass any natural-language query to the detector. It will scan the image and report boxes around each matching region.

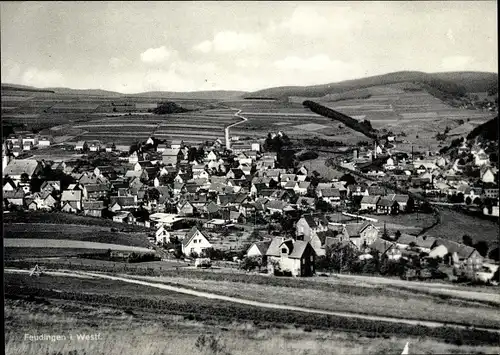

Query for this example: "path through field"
[225,109,248,149]
[6,268,500,334]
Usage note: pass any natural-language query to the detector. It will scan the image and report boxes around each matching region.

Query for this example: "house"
[246,240,271,261]
[84,184,109,200]
[162,148,183,166]
[265,200,288,215]
[61,201,80,213]
[296,196,316,211]
[296,215,328,241]
[105,143,115,152]
[171,140,184,149]
[266,238,316,277]
[481,167,496,184]
[156,144,168,153]
[88,140,101,152]
[349,184,369,197]
[474,150,490,167]
[155,225,171,244]
[318,188,341,206]
[483,188,499,199]
[113,211,136,224]
[429,239,484,272]
[376,197,399,215]
[109,196,137,211]
[360,195,380,211]
[368,239,402,260]
[40,180,61,194]
[82,201,104,217]
[3,179,16,192]
[75,141,87,151]
[4,189,25,206]
[181,226,212,257]
[342,222,379,249]
[294,181,312,195]
[128,151,140,164]
[177,201,195,216]
[3,159,42,182]
[61,190,82,210]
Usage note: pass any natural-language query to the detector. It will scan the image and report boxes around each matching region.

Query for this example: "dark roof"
[110,196,136,206]
[251,241,271,255]
[343,222,374,238]
[377,197,397,207]
[84,184,110,193]
[82,201,104,210]
[434,238,477,259]
[369,239,397,254]
[321,188,340,198]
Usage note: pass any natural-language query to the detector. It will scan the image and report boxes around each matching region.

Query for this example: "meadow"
[6,297,499,355]
[4,272,500,353]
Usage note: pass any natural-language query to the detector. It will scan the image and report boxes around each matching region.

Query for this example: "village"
[2,129,499,284]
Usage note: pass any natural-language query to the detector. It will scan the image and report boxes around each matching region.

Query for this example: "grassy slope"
[6,298,498,355]
[4,273,500,351]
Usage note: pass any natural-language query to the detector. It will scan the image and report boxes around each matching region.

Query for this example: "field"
[4,212,152,259]
[364,213,436,235]
[425,208,499,247]
[7,297,499,355]
[4,271,500,355]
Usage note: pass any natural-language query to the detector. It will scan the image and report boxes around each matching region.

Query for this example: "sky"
[1,1,497,93]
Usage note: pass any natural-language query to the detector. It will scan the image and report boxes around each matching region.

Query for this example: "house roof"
[162,148,181,156]
[110,196,136,206]
[84,184,109,193]
[434,238,477,259]
[296,196,315,206]
[63,201,80,210]
[265,237,287,256]
[182,226,210,247]
[61,190,82,202]
[397,233,418,245]
[4,159,39,176]
[82,201,104,210]
[265,199,287,211]
[321,188,340,198]
[360,195,380,205]
[377,197,397,207]
[287,240,312,259]
[4,189,25,199]
[369,239,397,254]
[343,222,374,238]
[250,240,271,255]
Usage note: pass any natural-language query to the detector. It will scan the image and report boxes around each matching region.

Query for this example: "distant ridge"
[1,83,246,100]
[245,71,498,99]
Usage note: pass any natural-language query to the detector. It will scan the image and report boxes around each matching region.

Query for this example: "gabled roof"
[61,190,82,202]
[360,195,380,205]
[82,201,104,210]
[250,240,271,255]
[287,240,313,259]
[4,189,25,199]
[4,159,39,176]
[265,199,287,211]
[397,233,418,245]
[321,188,340,198]
[265,237,286,256]
[110,196,136,206]
[162,148,181,156]
[433,238,477,259]
[369,239,397,254]
[343,222,374,237]
[377,197,397,207]
[182,226,210,247]
[84,184,110,193]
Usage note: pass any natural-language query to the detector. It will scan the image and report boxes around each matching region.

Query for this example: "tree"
[473,241,489,258]
[394,230,402,241]
[465,196,472,205]
[340,174,356,186]
[462,235,474,247]
[488,247,499,262]
[240,256,261,271]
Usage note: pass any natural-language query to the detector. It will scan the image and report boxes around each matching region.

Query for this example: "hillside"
[246,71,497,99]
[1,83,246,100]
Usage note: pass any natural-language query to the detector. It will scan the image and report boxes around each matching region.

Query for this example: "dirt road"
[6,268,500,334]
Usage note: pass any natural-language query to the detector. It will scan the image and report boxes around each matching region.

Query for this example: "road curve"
[225,109,248,149]
[6,268,500,334]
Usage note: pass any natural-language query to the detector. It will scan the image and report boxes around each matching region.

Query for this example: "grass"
[4,223,150,248]
[4,274,500,349]
[425,208,499,244]
[126,274,500,330]
[4,239,151,253]
[6,298,499,355]
[4,211,150,232]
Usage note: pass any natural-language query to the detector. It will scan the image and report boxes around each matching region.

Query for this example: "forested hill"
[245,71,498,99]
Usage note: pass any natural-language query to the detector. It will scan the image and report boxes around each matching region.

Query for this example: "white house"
[181,226,212,257]
[155,225,171,244]
[481,167,495,184]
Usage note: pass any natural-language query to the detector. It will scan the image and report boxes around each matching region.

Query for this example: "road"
[6,268,500,334]
[225,109,248,149]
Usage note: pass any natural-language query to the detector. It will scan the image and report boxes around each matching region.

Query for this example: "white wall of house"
[246,244,263,258]
[182,230,212,256]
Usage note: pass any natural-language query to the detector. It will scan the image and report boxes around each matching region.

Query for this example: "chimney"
[353,149,359,160]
